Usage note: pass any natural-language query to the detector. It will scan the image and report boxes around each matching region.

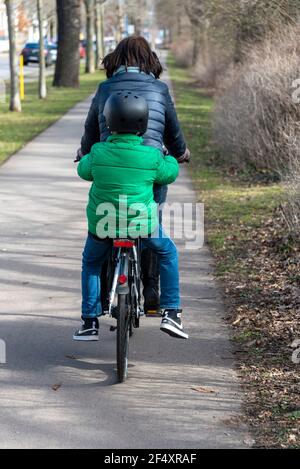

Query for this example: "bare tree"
[115,0,122,41]
[53,0,81,88]
[84,0,95,73]
[95,0,104,68]
[185,0,206,66]
[155,0,186,43]
[37,0,47,98]
[5,0,21,112]
[126,0,146,36]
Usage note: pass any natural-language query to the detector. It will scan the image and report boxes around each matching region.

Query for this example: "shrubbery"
[168,3,300,230]
[212,23,300,229]
[214,23,300,173]
[171,39,194,68]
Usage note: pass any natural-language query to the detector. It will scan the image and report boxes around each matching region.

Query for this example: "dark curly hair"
[102,36,163,79]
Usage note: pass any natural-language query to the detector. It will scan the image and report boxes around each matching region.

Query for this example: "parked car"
[21,42,57,67]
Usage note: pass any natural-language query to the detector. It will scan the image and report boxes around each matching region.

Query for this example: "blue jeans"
[81,226,180,319]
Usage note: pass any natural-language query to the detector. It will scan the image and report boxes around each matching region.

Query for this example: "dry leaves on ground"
[212,209,300,448]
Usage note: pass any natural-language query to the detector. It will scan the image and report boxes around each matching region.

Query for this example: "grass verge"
[168,56,300,449]
[0,69,104,164]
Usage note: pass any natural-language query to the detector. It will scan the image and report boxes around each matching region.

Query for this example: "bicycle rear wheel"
[117,294,130,383]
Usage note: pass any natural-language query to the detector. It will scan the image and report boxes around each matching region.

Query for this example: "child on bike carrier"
[74,92,188,341]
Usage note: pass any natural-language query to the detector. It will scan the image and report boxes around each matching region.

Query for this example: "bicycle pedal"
[146,310,162,318]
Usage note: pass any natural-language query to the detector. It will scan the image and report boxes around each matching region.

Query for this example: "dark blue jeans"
[81,226,180,319]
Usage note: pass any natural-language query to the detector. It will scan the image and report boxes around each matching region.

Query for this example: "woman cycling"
[79,36,190,314]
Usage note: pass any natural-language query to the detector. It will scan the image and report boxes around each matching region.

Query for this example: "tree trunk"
[37,0,47,99]
[185,0,205,66]
[49,18,56,42]
[177,8,182,37]
[85,0,95,74]
[115,0,124,43]
[53,0,81,88]
[95,0,104,68]
[201,23,210,67]
[192,26,201,66]
[135,1,142,36]
[5,0,21,112]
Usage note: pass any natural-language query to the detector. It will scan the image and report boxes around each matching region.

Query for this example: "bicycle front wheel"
[117,294,130,383]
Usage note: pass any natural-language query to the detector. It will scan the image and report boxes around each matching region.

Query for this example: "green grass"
[167,56,283,271]
[0,69,104,164]
[167,57,213,167]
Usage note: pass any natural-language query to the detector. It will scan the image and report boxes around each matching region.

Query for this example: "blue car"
[21,42,57,67]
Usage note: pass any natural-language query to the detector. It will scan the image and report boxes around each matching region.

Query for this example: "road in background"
[0,53,54,83]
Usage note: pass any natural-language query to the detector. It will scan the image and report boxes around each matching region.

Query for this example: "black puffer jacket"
[81,71,187,158]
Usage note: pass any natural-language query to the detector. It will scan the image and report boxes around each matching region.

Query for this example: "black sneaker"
[160,310,189,340]
[73,318,99,342]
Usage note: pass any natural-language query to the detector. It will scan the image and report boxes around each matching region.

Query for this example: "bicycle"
[75,154,144,383]
[105,238,144,383]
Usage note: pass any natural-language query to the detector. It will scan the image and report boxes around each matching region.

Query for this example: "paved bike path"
[0,72,249,449]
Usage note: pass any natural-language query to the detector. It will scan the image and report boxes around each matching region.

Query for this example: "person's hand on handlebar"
[74,148,83,163]
[177,148,191,164]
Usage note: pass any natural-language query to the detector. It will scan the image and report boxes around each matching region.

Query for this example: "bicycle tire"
[129,314,134,337]
[117,294,130,383]
[130,282,138,335]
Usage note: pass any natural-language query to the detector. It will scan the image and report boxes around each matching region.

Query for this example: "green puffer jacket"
[78,134,179,238]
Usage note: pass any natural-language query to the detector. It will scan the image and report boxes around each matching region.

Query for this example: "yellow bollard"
[19,55,25,100]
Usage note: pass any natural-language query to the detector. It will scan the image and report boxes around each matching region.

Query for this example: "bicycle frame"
[105,239,143,382]
[108,239,143,319]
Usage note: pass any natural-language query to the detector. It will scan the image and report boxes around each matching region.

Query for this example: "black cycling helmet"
[104,91,149,135]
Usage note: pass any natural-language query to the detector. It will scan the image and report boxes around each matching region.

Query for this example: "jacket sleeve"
[80,86,101,155]
[77,152,93,182]
[154,154,179,186]
[163,88,187,159]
